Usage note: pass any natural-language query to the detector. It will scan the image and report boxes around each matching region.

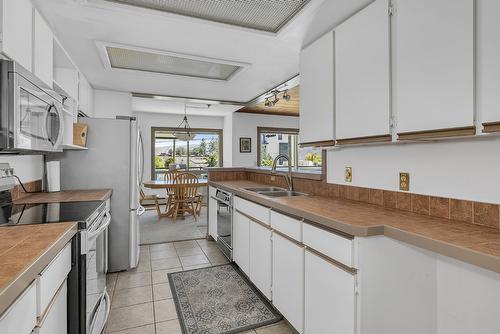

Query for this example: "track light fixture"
[283,90,291,102]
[263,89,292,108]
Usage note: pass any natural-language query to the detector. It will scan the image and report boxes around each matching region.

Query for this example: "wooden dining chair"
[162,170,178,216]
[171,172,199,223]
[139,186,161,216]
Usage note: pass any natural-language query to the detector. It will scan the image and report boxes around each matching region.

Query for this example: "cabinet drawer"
[234,197,270,225]
[0,282,37,334]
[36,281,67,334]
[303,223,354,267]
[37,243,71,317]
[270,210,302,241]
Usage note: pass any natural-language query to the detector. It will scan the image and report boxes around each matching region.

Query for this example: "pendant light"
[173,104,195,141]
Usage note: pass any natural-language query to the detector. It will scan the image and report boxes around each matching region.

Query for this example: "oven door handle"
[88,211,111,241]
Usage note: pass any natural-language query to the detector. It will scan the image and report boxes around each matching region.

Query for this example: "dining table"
[142,178,208,189]
[142,178,209,218]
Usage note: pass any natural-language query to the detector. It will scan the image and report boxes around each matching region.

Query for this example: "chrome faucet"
[271,154,293,191]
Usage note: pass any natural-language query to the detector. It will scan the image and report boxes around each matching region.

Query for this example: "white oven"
[0,60,64,152]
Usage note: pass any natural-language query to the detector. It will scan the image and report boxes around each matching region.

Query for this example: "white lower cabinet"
[272,233,304,334]
[304,250,356,334]
[36,281,67,334]
[233,210,250,276]
[249,220,272,300]
[0,282,37,334]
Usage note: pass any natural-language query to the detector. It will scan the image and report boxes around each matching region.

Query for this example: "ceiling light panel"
[106,46,241,80]
[103,0,311,32]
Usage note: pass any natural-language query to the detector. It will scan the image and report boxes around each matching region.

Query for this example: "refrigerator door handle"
[138,131,144,185]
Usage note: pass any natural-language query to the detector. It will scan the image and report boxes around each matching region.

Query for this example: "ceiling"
[34,0,372,104]
[238,86,300,117]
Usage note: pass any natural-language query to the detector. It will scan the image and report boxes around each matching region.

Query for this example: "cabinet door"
[394,0,474,135]
[208,195,218,240]
[272,233,304,333]
[304,250,356,334]
[1,0,33,71]
[249,220,272,300]
[299,31,335,146]
[38,281,67,334]
[335,0,391,141]
[478,0,500,130]
[33,9,53,86]
[78,74,94,116]
[233,210,250,276]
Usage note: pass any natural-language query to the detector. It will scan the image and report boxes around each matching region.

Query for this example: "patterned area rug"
[168,264,282,334]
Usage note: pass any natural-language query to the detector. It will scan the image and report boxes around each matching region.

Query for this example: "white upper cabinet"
[394,0,475,136]
[299,31,335,146]
[0,0,33,71]
[335,0,391,142]
[33,9,53,87]
[477,0,500,132]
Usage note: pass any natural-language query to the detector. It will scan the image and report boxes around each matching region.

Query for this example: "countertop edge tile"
[13,189,113,204]
[0,222,78,315]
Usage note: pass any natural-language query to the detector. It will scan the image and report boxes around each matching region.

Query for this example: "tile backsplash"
[209,170,500,230]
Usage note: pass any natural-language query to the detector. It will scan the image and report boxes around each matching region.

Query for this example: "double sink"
[244,187,308,197]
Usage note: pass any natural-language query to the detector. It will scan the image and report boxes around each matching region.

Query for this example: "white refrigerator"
[59,116,145,272]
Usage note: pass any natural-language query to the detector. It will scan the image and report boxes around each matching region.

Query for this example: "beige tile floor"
[105,239,294,334]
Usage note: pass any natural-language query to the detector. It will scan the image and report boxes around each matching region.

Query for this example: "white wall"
[327,137,500,203]
[223,114,233,167]
[0,155,44,183]
[231,113,299,167]
[93,89,133,118]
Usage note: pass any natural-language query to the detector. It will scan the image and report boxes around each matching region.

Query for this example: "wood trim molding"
[273,229,304,247]
[235,209,271,230]
[236,109,299,117]
[305,247,357,275]
[397,126,476,141]
[299,140,336,148]
[336,134,392,146]
[482,121,500,133]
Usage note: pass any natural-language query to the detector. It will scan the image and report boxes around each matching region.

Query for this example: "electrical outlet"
[270,175,276,182]
[399,172,410,191]
[345,167,352,183]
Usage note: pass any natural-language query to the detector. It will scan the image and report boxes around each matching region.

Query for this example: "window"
[257,127,322,171]
[151,127,222,180]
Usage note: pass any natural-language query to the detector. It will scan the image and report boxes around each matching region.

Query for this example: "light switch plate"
[345,167,352,183]
[399,172,410,191]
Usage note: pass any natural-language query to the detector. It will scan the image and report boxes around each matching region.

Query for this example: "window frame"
[150,126,223,179]
[257,126,301,167]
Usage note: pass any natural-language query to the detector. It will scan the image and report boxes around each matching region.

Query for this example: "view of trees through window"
[152,128,222,180]
[258,128,322,171]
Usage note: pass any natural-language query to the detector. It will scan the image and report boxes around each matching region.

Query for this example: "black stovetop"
[0,195,104,227]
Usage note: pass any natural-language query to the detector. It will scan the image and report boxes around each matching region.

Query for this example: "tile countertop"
[13,189,113,204]
[210,180,500,274]
[0,222,78,315]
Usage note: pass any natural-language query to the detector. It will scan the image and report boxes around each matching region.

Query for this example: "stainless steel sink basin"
[244,187,286,193]
[258,190,308,197]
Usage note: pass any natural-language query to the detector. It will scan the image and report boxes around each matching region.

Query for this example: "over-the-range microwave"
[0,60,65,153]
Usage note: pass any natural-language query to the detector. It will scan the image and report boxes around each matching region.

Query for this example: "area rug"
[168,264,282,334]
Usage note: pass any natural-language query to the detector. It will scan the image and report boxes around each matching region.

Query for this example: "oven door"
[86,211,111,334]
[216,199,233,260]
[11,72,64,152]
